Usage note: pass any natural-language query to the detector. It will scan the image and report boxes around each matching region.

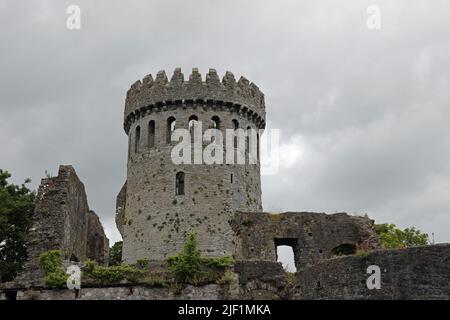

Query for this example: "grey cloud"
[1,0,449,245]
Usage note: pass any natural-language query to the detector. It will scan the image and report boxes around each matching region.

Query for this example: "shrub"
[83,259,97,273]
[84,264,145,285]
[167,231,203,284]
[166,231,235,286]
[39,250,63,274]
[136,258,149,269]
[38,250,68,289]
[82,261,163,286]
[44,270,69,289]
[356,250,370,258]
[201,256,235,268]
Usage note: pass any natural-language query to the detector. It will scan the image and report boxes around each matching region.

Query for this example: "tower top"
[124,68,266,133]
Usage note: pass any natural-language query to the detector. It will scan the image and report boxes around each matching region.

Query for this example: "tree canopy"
[108,241,123,266]
[375,223,429,249]
[0,170,35,282]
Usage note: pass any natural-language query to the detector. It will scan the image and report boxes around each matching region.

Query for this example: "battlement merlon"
[123,68,266,133]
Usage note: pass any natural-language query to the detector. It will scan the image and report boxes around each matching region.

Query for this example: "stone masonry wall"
[16,165,109,287]
[293,244,450,299]
[87,210,109,265]
[1,284,224,300]
[3,245,449,300]
[120,69,265,263]
[231,212,380,270]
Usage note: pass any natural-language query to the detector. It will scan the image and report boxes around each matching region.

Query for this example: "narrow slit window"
[135,126,141,153]
[232,119,239,148]
[176,172,185,195]
[257,132,260,161]
[148,120,155,147]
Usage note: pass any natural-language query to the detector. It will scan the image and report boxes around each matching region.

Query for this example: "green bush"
[201,256,235,268]
[375,223,429,249]
[39,250,63,274]
[38,250,68,288]
[84,264,144,285]
[166,231,235,286]
[82,261,162,286]
[83,259,97,273]
[167,231,203,284]
[136,258,149,269]
[44,270,69,289]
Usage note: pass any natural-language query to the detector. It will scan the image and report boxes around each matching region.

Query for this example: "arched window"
[167,117,176,144]
[188,115,199,129]
[135,126,141,153]
[176,172,185,195]
[232,119,239,130]
[188,115,199,143]
[232,119,239,148]
[148,120,155,148]
[210,116,221,143]
[211,116,220,129]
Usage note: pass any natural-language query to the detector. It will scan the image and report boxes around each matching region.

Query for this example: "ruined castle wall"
[87,211,110,265]
[293,244,450,299]
[120,69,264,263]
[2,284,224,300]
[4,245,449,299]
[17,166,109,287]
[231,212,380,270]
[115,182,127,238]
[233,261,289,299]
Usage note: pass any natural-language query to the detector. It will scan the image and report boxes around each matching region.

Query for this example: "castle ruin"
[2,68,449,300]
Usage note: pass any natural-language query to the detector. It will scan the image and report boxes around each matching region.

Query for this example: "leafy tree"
[375,223,429,249]
[0,170,35,282]
[109,241,123,266]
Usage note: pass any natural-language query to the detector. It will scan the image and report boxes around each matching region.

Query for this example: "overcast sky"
[1,0,449,248]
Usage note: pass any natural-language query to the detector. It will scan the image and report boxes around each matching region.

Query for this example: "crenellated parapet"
[123,68,266,133]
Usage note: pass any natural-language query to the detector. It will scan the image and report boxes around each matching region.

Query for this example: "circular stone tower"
[117,68,266,263]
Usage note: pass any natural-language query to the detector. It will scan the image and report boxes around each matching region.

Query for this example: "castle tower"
[116,68,266,263]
